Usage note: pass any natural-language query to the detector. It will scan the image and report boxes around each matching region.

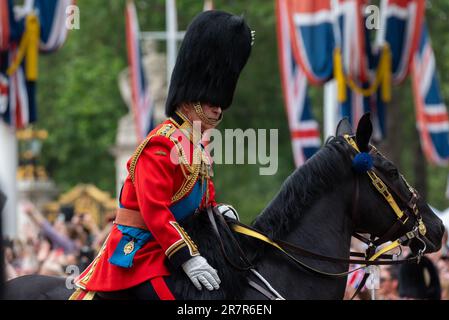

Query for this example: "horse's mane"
[253,137,352,239]
[170,137,351,299]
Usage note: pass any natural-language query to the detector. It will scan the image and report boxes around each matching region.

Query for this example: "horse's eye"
[388,168,399,177]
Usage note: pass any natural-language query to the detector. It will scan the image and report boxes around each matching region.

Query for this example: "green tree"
[38,1,129,192]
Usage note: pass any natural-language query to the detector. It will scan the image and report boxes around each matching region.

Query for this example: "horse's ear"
[336,117,353,136]
[355,113,373,152]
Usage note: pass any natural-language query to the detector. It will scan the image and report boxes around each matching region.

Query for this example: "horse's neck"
[285,187,353,264]
[246,184,354,300]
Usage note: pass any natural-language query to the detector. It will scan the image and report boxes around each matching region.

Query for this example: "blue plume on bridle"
[352,152,373,173]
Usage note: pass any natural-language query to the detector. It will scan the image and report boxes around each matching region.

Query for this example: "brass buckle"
[405,230,416,240]
[398,213,409,225]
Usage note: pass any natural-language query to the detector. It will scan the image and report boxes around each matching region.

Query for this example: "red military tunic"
[75,114,216,292]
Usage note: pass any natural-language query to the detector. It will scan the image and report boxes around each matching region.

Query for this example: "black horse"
[4,114,445,300]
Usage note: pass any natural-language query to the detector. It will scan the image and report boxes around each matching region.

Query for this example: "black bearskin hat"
[398,255,441,300]
[165,10,252,117]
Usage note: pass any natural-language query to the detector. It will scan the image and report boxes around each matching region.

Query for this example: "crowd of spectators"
[3,202,113,282]
[345,231,449,300]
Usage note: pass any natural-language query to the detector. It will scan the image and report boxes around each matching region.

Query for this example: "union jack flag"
[381,0,425,84]
[1,0,73,128]
[276,0,321,167]
[336,0,370,83]
[336,0,386,140]
[1,0,35,129]
[285,0,335,85]
[338,85,386,142]
[3,45,36,129]
[125,0,154,142]
[36,0,75,53]
[411,23,449,165]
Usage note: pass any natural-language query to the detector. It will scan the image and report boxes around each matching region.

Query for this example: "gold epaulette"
[157,123,177,138]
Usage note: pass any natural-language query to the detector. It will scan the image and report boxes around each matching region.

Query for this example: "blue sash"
[109,180,206,268]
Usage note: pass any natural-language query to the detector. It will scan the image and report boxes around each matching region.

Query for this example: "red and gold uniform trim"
[169,221,199,257]
[165,239,186,258]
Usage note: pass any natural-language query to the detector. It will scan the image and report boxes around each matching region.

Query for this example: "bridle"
[344,134,427,261]
[207,135,429,300]
[342,134,428,298]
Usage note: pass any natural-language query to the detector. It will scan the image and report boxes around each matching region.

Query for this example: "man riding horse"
[70,10,253,300]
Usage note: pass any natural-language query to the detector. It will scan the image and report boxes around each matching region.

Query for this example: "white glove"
[216,204,240,221]
[182,255,221,291]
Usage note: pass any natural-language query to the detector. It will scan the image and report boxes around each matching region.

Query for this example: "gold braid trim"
[129,124,176,184]
[165,239,186,257]
[129,124,202,203]
[83,291,96,300]
[175,111,202,145]
[128,123,210,205]
[171,147,202,203]
[171,138,194,173]
[169,221,199,256]
[76,233,110,290]
[193,102,223,126]
[129,137,151,185]
[68,288,83,300]
[68,288,96,301]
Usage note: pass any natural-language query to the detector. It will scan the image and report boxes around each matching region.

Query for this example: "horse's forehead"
[369,147,395,169]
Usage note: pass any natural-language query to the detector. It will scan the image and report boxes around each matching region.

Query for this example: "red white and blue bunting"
[276,0,321,166]
[0,0,73,129]
[4,45,36,128]
[36,0,74,53]
[412,23,449,165]
[380,0,425,85]
[335,0,370,84]
[334,0,387,140]
[278,0,449,166]
[286,0,336,85]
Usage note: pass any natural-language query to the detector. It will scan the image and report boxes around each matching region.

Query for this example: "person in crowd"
[23,202,77,255]
[377,266,399,300]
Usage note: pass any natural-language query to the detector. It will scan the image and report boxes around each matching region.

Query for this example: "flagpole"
[0,121,18,238]
[166,0,178,83]
[324,80,338,139]
[324,0,340,139]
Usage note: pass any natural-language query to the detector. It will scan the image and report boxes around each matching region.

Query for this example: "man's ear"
[355,113,373,153]
[336,117,353,136]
